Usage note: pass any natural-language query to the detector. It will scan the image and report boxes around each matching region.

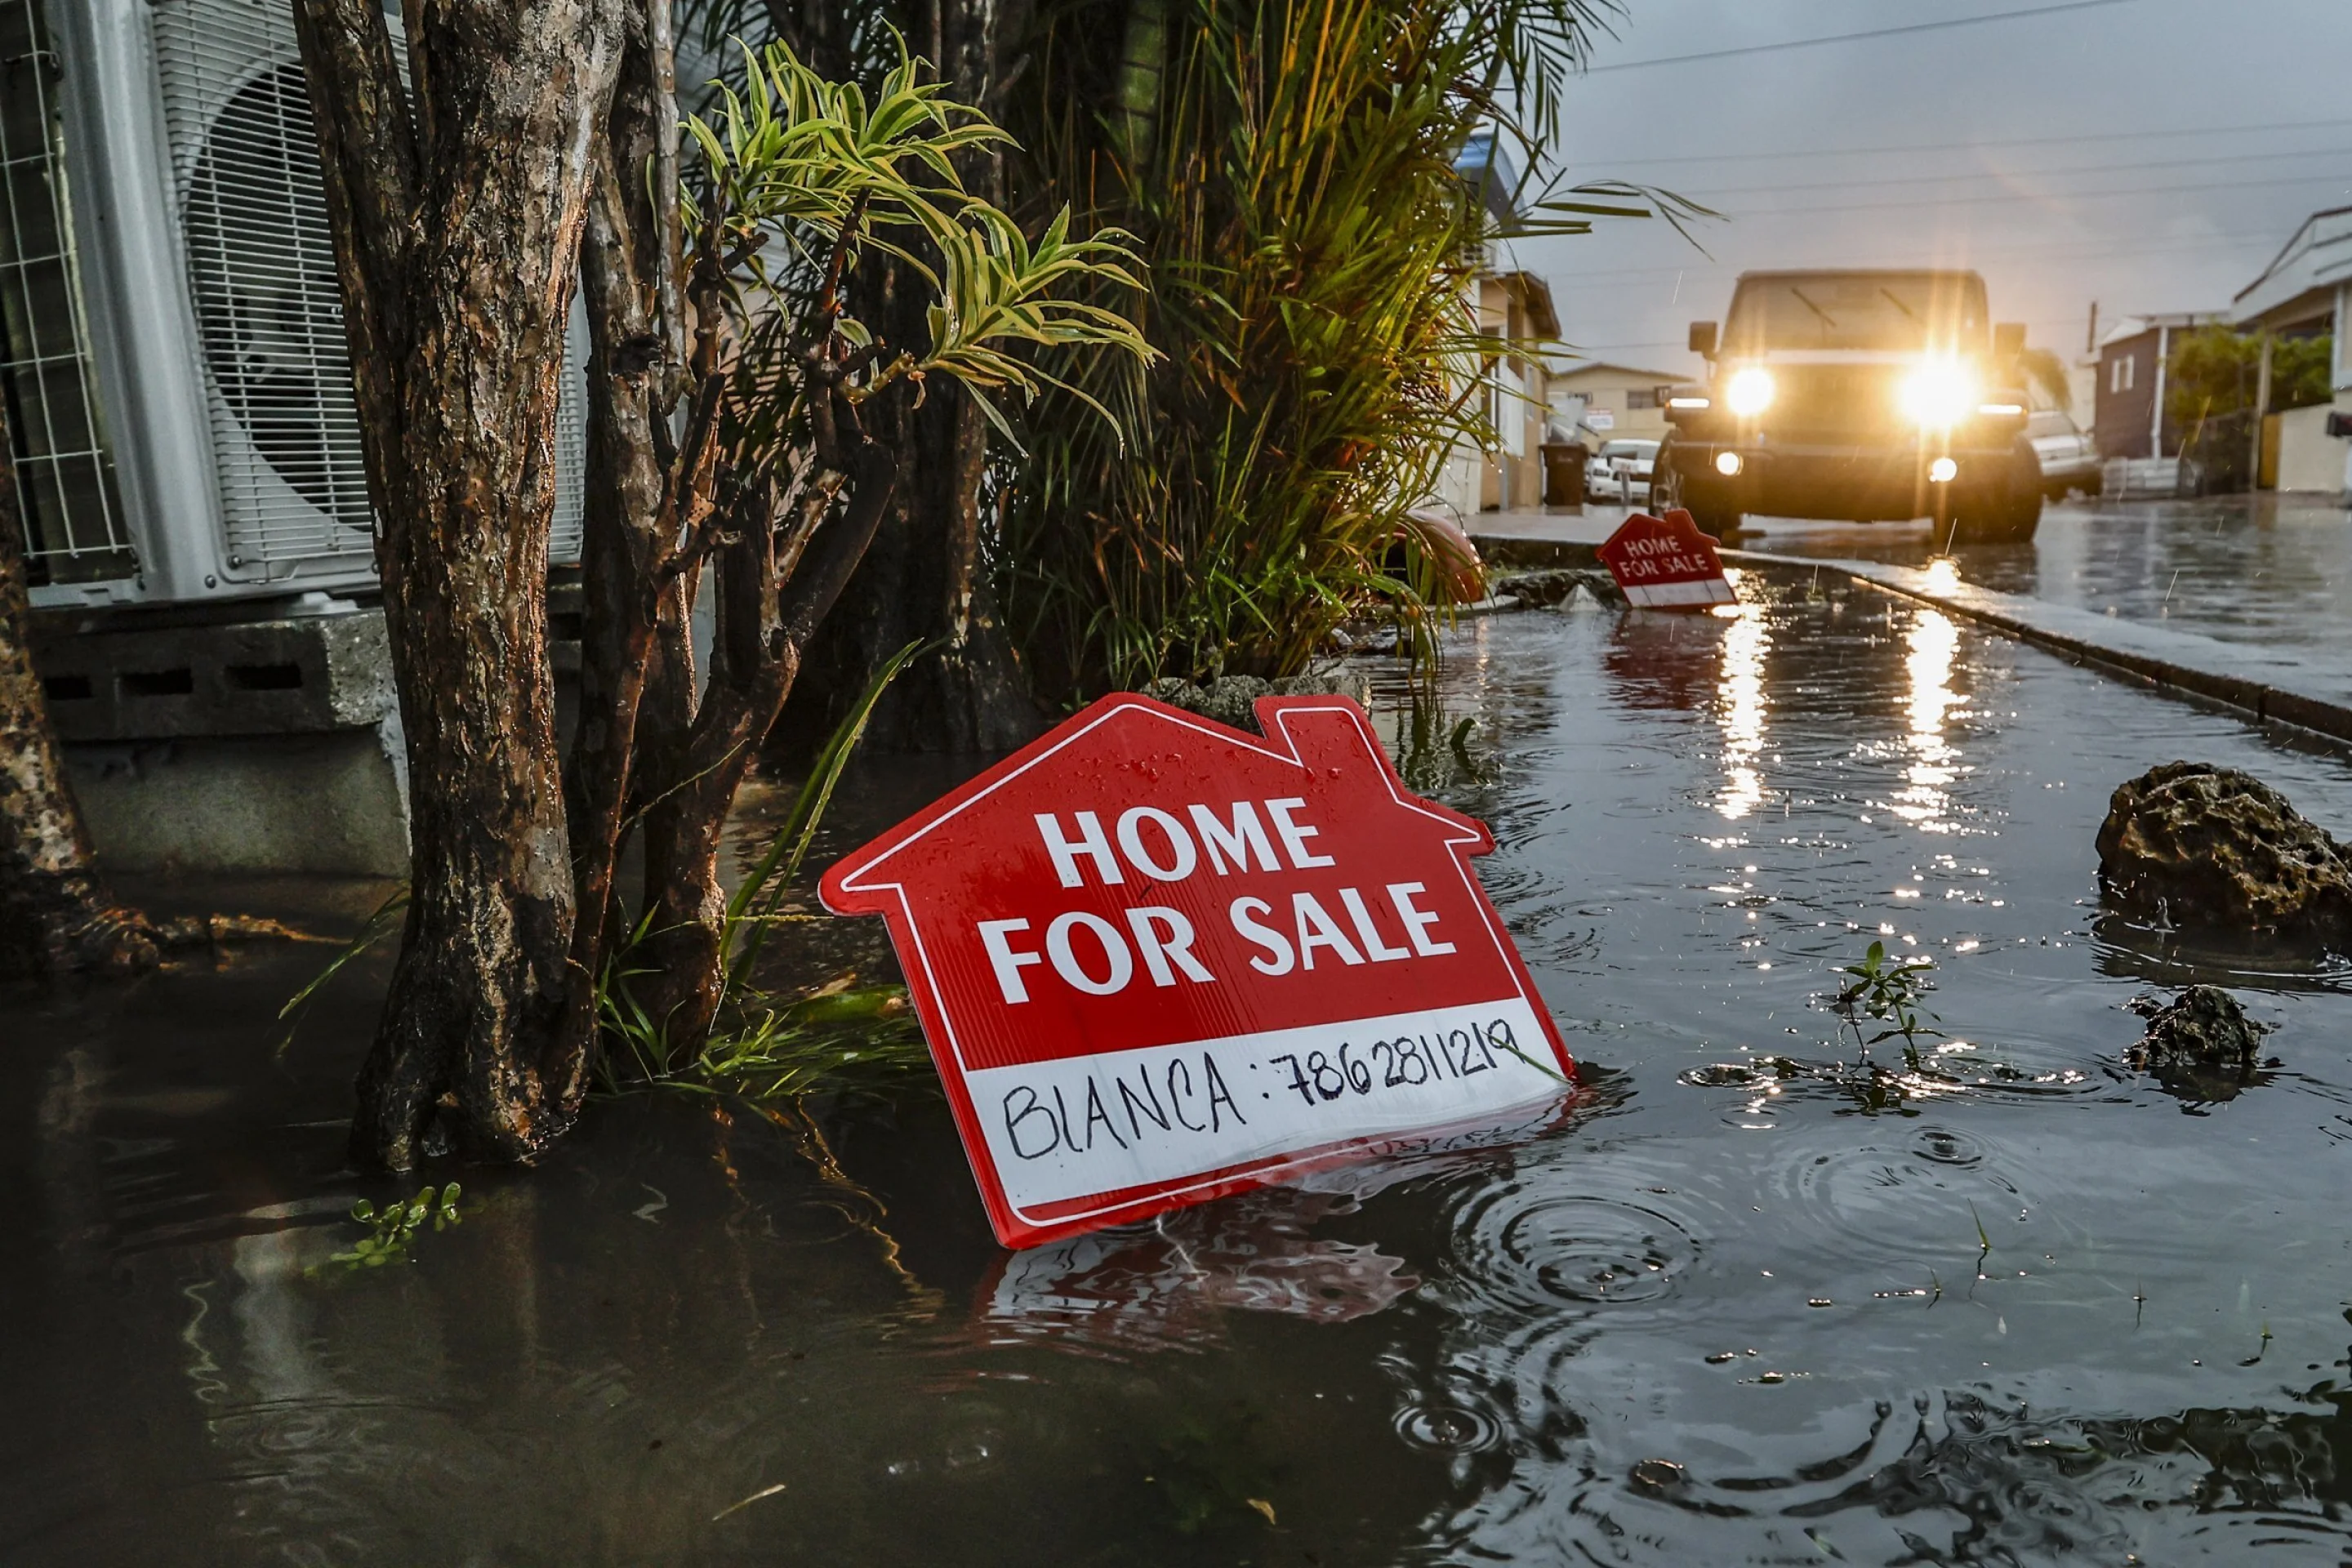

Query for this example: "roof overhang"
[1493,270,1560,338]
[2231,205,2352,329]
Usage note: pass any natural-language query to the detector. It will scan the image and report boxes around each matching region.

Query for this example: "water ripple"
[1445,1187,1702,1316]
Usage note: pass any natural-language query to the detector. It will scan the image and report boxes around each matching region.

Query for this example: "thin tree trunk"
[561,16,677,1088]
[0,402,157,977]
[294,0,625,1168]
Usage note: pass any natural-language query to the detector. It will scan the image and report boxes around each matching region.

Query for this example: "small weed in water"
[310,1184,462,1276]
[1833,941,1940,1066]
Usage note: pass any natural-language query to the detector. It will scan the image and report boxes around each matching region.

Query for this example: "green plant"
[2016,346,2072,414]
[274,886,408,1056]
[999,0,1692,698]
[310,1183,464,1276]
[595,639,932,1101]
[1833,940,1940,1065]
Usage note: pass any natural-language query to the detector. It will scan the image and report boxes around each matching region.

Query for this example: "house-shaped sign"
[1598,508,1737,610]
[821,693,1575,1249]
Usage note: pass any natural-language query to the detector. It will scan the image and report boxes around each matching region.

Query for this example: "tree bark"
[0,400,157,977]
[294,0,626,1167]
[561,16,679,1086]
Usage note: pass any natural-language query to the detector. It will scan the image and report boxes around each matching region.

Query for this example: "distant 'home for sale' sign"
[820,694,1576,1248]
[1599,508,1738,609]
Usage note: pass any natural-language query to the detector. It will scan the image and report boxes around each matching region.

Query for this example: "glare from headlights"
[1726,367,1776,416]
[1900,360,1980,427]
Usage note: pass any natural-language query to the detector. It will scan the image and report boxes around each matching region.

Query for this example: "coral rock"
[2095,761,2352,937]
[2127,984,2270,1067]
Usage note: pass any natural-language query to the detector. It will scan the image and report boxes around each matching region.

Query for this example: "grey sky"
[1510,0,2352,384]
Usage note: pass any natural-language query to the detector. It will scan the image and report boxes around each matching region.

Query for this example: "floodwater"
[1744,492,2352,683]
[10,575,2352,1565]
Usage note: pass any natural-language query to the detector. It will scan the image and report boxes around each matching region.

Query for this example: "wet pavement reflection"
[9,576,2352,1564]
[1740,491,2352,681]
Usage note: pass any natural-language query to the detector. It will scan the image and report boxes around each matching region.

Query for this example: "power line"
[1722,169,2351,219]
[1680,145,2352,201]
[1551,243,2269,291]
[1544,234,2274,283]
[1570,115,2352,171]
[1584,0,2137,75]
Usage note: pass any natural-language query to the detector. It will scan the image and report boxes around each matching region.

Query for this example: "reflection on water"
[1752,492,2352,684]
[1894,606,1965,832]
[13,576,2352,1563]
[1713,600,1771,821]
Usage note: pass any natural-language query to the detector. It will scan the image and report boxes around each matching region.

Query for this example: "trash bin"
[1540,440,1585,507]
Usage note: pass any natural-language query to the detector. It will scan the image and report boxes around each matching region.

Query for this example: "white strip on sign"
[1625,577,1736,608]
[966,996,1558,1214]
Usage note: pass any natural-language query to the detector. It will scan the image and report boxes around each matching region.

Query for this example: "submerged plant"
[310,1184,463,1276]
[596,642,934,1106]
[1833,941,1940,1065]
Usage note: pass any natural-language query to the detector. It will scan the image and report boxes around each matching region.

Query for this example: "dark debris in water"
[2124,984,2278,1106]
[2127,984,2270,1067]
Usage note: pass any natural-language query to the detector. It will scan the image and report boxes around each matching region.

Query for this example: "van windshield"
[1725,273,1988,353]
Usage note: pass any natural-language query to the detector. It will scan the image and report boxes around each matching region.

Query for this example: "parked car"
[2025,409,2102,498]
[1585,439,1659,504]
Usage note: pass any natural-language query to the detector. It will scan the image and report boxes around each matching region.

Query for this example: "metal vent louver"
[0,0,136,585]
[149,0,585,581]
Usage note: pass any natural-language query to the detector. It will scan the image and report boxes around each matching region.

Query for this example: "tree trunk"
[781,0,1045,758]
[294,0,626,1168]
[563,14,683,1077]
[0,402,157,977]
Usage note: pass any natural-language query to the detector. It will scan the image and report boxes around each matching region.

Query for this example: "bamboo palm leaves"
[686,40,1151,443]
[1002,0,1613,691]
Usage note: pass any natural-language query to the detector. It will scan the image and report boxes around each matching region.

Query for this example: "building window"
[1627,386,1656,410]
[2109,354,2135,394]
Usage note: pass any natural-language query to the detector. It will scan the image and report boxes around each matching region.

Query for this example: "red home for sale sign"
[820,693,1575,1248]
[1599,508,1737,609]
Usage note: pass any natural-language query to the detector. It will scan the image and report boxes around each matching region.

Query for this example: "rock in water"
[2127,985,2270,1068]
[2096,762,2352,937]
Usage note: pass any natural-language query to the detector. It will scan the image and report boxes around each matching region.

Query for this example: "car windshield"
[2026,411,2078,438]
[1725,273,1988,353]
[1599,441,1657,459]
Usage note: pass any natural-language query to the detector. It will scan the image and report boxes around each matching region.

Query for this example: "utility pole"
[2250,330,2273,488]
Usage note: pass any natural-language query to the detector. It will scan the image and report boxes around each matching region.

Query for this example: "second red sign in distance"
[820,693,1577,1249]
[1598,508,1738,610]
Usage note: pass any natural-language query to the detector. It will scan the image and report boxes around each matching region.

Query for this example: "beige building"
[1432,270,1559,516]
[1544,362,1686,446]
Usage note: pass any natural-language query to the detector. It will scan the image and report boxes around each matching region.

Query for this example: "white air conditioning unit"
[11,0,586,608]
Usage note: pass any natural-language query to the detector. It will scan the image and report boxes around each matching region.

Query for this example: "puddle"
[8,577,2352,1564]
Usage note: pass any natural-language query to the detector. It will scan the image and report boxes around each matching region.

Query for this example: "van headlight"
[1899,361,1980,428]
[1726,367,1776,416]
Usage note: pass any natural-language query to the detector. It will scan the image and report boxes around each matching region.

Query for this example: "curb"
[1723,548,2352,747]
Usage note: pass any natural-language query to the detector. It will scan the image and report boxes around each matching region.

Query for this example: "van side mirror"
[1688,321,1718,358]
[1993,323,2026,359]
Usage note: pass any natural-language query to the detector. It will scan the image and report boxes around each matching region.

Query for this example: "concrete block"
[65,730,409,877]
[31,608,394,742]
